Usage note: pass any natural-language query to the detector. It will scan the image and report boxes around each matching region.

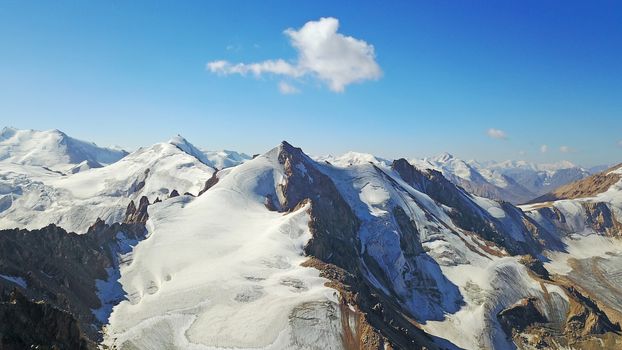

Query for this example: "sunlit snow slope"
[0,136,214,232]
[105,145,346,349]
[0,127,127,173]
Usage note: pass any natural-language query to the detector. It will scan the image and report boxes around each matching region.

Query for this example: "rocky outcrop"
[124,196,150,224]
[393,206,425,258]
[564,287,621,337]
[0,288,95,350]
[0,221,147,345]
[520,255,551,280]
[498,297,547,335]
[198,170,219,195]
[508,255,622,349]
[582,202,622,237]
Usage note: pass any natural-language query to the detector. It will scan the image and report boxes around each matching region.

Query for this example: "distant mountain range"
[1,128,621,350]
[410,153,598,204]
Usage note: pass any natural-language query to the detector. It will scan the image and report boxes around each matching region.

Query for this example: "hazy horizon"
[1,125,614,170]
[1,1,620,167]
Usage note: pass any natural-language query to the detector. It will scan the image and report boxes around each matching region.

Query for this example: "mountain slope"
[523,163,622,237]
[0,138,215,233]
[105,142,368,349]
[0,127,127,173]
[1,136,621,349]
[100,142,621,349]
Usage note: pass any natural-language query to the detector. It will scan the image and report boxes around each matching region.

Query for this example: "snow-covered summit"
[168,134,251,169]
[313,151,389,168]
[0,127,128,173]
[431,152,455,163]
[168,134,212,165]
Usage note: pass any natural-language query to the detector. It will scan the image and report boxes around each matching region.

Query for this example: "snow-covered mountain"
[314,151,390,168]
[0,134,216,232]
[101,143,622,349]
[411,153,592,204]
[1,133,621,349]
[0,127,128,173]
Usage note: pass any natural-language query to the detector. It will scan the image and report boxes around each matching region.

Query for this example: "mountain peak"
[167,135,213,167]
[434,152,455,163]
[276,141,305,158]
[50,128,67,136]
[168,134,190,146]
[0,126,17,140]
[279,140,299,152]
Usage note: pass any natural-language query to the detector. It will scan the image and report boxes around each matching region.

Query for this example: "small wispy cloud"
[207,17,382,93]
[278,81,300,95]
[540,144,548,153]
[487,128,507,140]
[559,145,571,153]
[618,140,622,147]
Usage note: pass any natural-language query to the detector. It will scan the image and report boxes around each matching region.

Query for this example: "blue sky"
[1,1,620,166]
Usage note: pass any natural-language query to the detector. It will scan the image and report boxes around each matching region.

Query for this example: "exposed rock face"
[498,297,547,335]
[508,255,622,349]
[0,288,94,350]
[0,224,109,335]
[198,170,219,195]
[582,202,622,237]
[564,287,621,337]
[393,206,425,258]
[277,142,360,272]
[529,163,622,203]
[0,221,147,345]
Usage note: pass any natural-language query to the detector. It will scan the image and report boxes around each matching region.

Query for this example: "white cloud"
[540,144,548,153]
[487,128,507,140]
[559,145,571,153]
[206,17,382,92]
[618,140,622,147]
[207,59,302,77]
[278,81,300,95]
